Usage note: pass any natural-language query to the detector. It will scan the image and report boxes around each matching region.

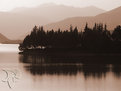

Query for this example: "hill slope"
[0,33,9,43]
[0,33,22,44]
[44,6,121,31]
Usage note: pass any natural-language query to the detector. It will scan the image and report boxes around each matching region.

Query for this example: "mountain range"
[0,3,121,42]
[12,3,105,21]
[0,3,105,40]
[44,6,121,31]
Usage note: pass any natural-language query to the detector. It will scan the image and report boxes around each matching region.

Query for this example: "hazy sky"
[0,0,121,11]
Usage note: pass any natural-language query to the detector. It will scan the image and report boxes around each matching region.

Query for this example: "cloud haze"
[0,0,121,11]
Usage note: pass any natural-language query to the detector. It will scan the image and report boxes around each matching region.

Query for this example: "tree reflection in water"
[19,54,121,79]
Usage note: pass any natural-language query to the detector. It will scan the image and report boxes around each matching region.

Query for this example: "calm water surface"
[0,44,121,91]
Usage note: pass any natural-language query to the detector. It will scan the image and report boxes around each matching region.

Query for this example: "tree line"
[19,23,121,51]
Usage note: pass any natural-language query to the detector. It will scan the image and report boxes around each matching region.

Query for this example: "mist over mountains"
[0,3,105,40]
[12,3,105,21]
[44,6,121,31]
[0,3,121,42]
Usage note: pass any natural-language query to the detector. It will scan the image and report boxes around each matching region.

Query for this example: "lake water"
[0,44,121,91]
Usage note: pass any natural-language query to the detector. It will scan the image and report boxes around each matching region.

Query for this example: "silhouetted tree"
[112,25,121,41]
[19,23,121,52]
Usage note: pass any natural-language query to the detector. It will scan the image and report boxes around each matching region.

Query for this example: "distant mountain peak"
[81,5,106,11]
[0,3,106,39]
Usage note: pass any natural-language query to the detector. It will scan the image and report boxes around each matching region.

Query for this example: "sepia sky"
[0,0,121,11]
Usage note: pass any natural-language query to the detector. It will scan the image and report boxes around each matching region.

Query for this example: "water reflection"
[19,54,121,78]
[82,64,109,79]
[112,64,121,78]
